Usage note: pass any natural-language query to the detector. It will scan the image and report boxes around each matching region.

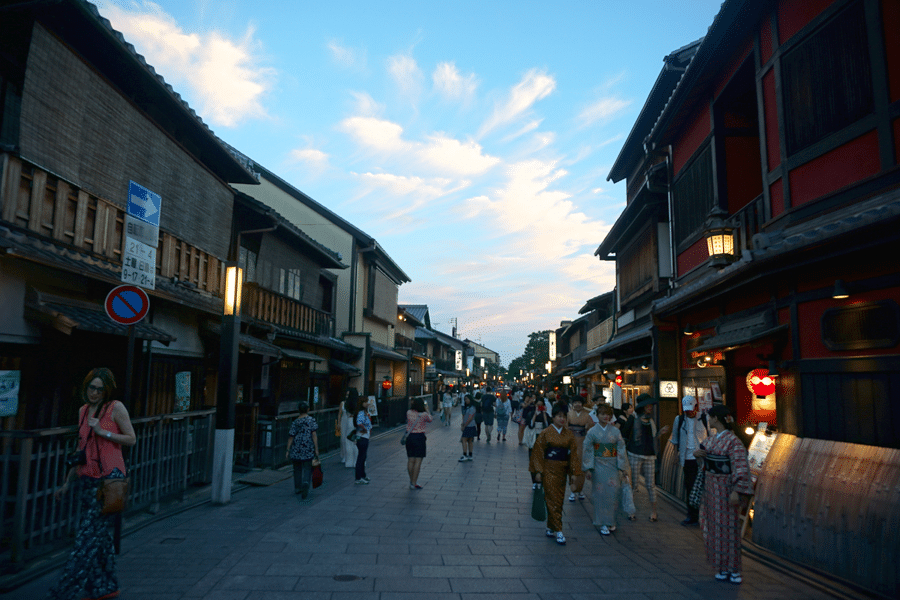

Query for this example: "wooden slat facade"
[0,154,224,298]
[242,282,333,336]
[753,434,900,597]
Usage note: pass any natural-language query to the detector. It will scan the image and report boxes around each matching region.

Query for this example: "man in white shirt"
[670,395,709,525]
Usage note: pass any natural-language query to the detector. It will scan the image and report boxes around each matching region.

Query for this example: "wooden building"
[0,0,257,428]
[606,0,900,594]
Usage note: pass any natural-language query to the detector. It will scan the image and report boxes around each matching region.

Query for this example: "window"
[238,246,257,282]
[782,1,873,155]
[822,300,900,351]
[672,144,714,246]
[279,268,303,301]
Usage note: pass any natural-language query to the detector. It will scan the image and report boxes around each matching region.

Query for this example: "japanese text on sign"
[121,237,156,290]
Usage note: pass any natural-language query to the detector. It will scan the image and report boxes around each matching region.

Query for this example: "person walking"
[495,392,511,441]
[473,392,484,440]
[582,403,629,535]
[354,396,373,484]
[515,392,530,445]
[670,394,709,525]
[566,397,592,502]
[531,403,582,545]
[339,389,358,469]
[441,386,453,426]
[621,394,670,522]
[481,387,496,443]
[694,404,754,585]
[459,394,476,461]
[48,367,136,600]
[523,393,550,486]
[405,398,433,488]
[286,402,319,499]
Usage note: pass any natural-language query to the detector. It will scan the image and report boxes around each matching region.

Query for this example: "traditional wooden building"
[609,0,900,594]
[0,0,257,429]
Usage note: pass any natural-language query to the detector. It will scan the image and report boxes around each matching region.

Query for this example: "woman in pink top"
[48,368,136,600]
[405,398,433,489]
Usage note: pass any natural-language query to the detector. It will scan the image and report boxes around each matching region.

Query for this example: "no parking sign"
[105,285,150,326]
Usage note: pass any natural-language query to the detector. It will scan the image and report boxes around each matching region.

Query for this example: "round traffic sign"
[105,285,150,325]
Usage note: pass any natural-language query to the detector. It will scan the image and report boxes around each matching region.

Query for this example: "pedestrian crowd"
[45,370,754,598]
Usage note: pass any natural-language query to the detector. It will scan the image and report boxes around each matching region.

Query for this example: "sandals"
[649,515,658,522]
[628,515,637,521]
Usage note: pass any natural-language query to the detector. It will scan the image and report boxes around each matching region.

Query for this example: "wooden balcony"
[587,317,614,351]
[728,194,767,259]
[394,333,424,355]
[242,282,333,336]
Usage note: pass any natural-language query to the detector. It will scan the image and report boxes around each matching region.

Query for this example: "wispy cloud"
[328,40,367,70]
[340,116,500,176]
[479,69,556,137]
[98,1,273,127]
[432,62,478,102]
[577,97,631,127]
[289,148,330,173]
[388,54,424,104]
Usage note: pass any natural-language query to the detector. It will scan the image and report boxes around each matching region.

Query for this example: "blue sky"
[96,0,723,365]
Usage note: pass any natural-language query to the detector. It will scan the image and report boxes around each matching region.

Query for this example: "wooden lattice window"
[672,144,714,246]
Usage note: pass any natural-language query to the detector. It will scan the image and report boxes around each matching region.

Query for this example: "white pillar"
[211,428,235,504]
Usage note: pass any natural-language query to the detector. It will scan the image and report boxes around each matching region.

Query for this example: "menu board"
[747,425,778,485]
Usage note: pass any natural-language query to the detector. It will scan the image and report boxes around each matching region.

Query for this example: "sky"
[94,0,724,366]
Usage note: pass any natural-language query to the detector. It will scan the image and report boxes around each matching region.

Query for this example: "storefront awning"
[370,343,409,362]
[329,358,361,376]
[279,348,324,362]
[597,325,652,354]
[692,324,789,354]
[572,365,602,379]
[239,334,282,356]
[25,297,176,343]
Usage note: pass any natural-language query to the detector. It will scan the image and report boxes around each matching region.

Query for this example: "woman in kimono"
[531,403,582,545]
[694,404,753,585]
[582,403,629,535]
[566,397,593,502]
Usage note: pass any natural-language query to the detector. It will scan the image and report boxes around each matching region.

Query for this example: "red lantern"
[746,369,775,397]
[615,375,623,386]
[381,380,392,390]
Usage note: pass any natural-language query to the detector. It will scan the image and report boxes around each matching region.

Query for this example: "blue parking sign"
[127,181,161,227]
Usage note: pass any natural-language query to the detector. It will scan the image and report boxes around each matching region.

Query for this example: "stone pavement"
[8,412,863,600]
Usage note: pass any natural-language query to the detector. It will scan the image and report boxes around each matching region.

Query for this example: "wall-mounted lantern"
[704,207,735,267]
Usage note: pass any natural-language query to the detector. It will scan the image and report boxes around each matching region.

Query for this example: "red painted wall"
[714,41,754,102]
[884,0,900,103]
[769,179,784,218]
[797,288,900,358]
[725,136,763,212]
[788,131,881,205]
[676,236,709,277]
[777,0,836,44]
[672,103,711,176]
[762,70,780,170]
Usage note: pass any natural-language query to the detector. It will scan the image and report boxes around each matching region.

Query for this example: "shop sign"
[0,371,20,417]
[659,380,678,398]
[175,371,191,412]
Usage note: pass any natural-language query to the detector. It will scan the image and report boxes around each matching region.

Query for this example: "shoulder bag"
[94,402,130,515]
[401,413,424,445]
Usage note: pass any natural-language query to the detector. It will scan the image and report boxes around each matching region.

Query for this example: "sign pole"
[124,324,135,412]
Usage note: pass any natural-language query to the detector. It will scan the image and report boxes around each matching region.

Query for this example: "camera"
[66,450,87,468]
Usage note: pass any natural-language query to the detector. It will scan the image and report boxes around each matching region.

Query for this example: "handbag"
[346,430,359,443]
[688,467,706,509]
[311,457,323,489]
[334,420,341,438]
[97,477,129,515]
[531,485,547,521]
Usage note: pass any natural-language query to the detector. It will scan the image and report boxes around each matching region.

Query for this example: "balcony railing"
[242,282,333,336]
[728,194,767,259]
[394,333,424,355]
[587,317,614,351]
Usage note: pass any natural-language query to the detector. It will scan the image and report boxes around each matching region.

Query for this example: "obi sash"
[569,424,586,437]
[545,447,570,461]
[704,452,732,474]
[592,442,618,458]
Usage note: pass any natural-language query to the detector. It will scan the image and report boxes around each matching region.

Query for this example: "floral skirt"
[46,472,122,600]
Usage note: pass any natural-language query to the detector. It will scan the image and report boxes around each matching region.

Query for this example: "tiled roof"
[399,304,429,323]
[26,296,175,342]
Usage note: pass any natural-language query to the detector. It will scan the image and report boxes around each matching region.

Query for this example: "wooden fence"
[0,409,216,565]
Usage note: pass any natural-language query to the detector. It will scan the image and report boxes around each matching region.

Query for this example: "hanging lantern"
[704,207,735,267]
[746,369,776,397]
[381,379,392,390]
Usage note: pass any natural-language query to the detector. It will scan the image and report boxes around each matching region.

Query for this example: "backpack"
[481,394,495,412]
[496,399,508,417]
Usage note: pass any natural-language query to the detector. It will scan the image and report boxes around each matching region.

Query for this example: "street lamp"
[213,263,242,504]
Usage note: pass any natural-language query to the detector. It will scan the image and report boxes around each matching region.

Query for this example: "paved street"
[11,413,854,600]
